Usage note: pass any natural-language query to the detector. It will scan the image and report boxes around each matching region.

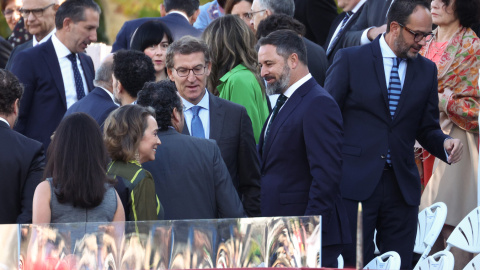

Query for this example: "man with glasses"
[10,0,99,150]
[6,0,59,70]
[325,0,463,268]
[166,36,261,218]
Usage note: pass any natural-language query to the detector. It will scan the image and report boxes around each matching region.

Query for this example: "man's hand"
[367,24,387,41]
[444,138,463,164]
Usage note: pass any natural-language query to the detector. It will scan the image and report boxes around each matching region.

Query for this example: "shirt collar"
[283,73,312,98]
[33,28,56,46]
[182,89,210,111]
[219,64,246,83]
[379,34,398,59]
[167,11,190,22]
[52,33,74,59]
[0,116,10,128]
[351,0,366,13]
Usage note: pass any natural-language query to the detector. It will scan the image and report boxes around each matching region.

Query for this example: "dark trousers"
[322,244,344,267]
[342,168,418,270]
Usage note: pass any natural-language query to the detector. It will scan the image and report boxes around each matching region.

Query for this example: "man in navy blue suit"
[112,0,201,52]
[256,30,350,267]
[325,0,463,268]
[64,54,118,127]
[10,0,99,150]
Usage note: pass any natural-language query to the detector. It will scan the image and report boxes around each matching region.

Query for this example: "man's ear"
[190,9,200,24]
[63,17,73,31]
[167,68,175,81]
[160,4,167,17]
[13,99,19,116]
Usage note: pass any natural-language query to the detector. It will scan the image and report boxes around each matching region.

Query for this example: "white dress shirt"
[0,116,10,127]
[182,90,211,139]
[33,28,56,46]
[51,34,89,109]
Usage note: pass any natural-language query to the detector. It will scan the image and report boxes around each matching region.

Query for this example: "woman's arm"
[113,191,125,222]
[32,181,51,224]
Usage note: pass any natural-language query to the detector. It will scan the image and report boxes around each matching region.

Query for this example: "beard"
[264,65,291,96]
[394,31,422,60]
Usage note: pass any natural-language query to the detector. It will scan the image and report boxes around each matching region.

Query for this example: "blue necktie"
[263,94,287,151]
[386,57,402,165]
[191,106,205,138]
[326,11,353,55]
[66,53,86,100]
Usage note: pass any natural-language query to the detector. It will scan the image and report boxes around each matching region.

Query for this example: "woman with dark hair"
[130,20,173,82]
[419,0,480,266]
[32,113,125,223]
[1,0,21,31]
[225,0,253,31]
[202,15,269,142]
[104,105,163,223]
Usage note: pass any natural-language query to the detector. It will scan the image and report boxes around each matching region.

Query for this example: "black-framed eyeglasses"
[173,65,207,77]
[397,22,434,42]
[20,3,55,18]
[246,9,266,19]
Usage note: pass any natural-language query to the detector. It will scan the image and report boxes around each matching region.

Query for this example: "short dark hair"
[166,36,211,69]
[256,29,307,64]
[113,50,156,98]
[137,80,182,131]
[130,20,174,52]
[386,0,430,32]
[256,0,295,17]
[45,113,114,208]
[255,13,305,40]
[55,0,101,29]
[0,69,23,115]
[440,0,480,28]
[164,0,200,17]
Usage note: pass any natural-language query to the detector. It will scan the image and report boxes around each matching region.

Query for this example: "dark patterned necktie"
[263,94,287,151]
[326,11,353,55]
[66,53,86,100]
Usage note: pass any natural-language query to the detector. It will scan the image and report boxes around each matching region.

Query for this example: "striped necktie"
[386,57,402,165]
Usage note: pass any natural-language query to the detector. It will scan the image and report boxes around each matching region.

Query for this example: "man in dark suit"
[256,30,350,268]
[10,0,98,150]
[324,0,366,65]
[166,36,261,217]
[112,0,201,52]
[251,0,328,86]
[325,0,463,268]
[293,0,338,46]
[0,69,45,224]
[6,0,58,70]
[64,54,118,127]
[138,80,244,220]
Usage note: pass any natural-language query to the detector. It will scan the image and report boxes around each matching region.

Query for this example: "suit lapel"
[42,39,67,109]
[392,58,415,121]
[79,53,94,92]
[371,38,390,117]
[208,94,224,141]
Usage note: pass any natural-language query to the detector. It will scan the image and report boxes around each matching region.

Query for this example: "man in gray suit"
[138,80,244,220]
[166,36,261,217]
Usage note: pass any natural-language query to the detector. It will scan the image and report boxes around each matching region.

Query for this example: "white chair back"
[446,206,480,253]
[463,253,480,270]
[414,250,454,270]
[364,251,401,270]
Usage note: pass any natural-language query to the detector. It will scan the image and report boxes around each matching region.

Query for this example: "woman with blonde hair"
[202,15,269,142]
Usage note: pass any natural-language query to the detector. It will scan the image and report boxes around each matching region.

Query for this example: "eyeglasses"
[246,9,266,19]
[2,8,19,17]
[19,3,55,18]
[398,22,434,42]
[235,12,252,20]
[173,65,207,77]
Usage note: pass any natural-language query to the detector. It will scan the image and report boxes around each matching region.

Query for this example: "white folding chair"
[445,206,480,253]
[414,202,448,268]
[414,250,454,270]
[364,251,401,270]
[337,254,344,269]
[463,253,480,270]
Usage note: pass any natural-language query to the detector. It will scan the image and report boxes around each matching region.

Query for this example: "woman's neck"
[436,21,461,43]
[156,71,168,82]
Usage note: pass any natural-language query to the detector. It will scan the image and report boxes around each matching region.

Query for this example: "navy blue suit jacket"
[259,77,350,246]
[324,37,449,206]
[112,13,201,52]
[6,39,32,71]
[64,87,118,127]
[10,38,95,150]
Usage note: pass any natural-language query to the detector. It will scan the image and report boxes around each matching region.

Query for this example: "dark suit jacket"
[0,36,12,69]
[344,0,392,47]
[143,128,244,220]
[182,94,261,217]
[258,77,350,246]
[304,37,328,86]
[294,0,338,46]
[10,38,95,150]
[0,121,45,223]
[6,39,32,71]
[324,4,364,65]
[112,13,202,52]
[63,87,118,127]
[324,36,449,206]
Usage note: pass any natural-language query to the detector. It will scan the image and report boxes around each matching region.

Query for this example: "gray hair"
[256,0,294,17]
[93,55,114,89]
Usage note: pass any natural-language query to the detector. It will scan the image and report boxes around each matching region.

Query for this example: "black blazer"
[182,94,261,217]
[143,128,244,219]
[0,121,45,223]
[10,38,95,150]
[294,0,338,46]
[304,37,328,86]
[5,39,32,71]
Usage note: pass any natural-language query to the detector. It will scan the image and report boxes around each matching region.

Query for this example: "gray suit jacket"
[182,94,261,217]
[143,128,244,220]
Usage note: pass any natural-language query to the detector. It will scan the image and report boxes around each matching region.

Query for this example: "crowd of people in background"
[0,0,479,269]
